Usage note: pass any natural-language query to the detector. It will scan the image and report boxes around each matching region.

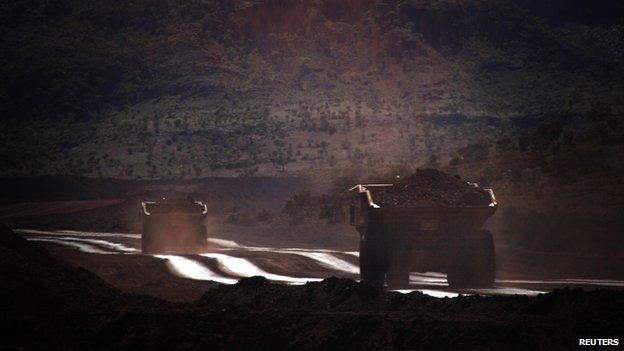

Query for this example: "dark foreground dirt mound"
[0,223,166,348]
[373,169,491,206]
[1,224,623,350]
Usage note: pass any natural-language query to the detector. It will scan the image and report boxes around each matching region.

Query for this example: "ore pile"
[148,201,204,214]
[372,169,491,206]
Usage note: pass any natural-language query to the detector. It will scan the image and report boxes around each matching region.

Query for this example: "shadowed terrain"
[1,1,623,348]
[2,224,623,350]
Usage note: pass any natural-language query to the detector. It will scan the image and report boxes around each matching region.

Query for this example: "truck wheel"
[447,230,495,288]
[141,233,152,254]
[386,248,410,289]
[359,237,386,289]
[196,225,208,250]
[477,230,495,287]
[195,225,208,252]
[386,269,409,289]
[142,220,154,254]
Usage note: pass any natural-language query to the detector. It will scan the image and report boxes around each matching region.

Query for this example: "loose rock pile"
[373,169,491,206]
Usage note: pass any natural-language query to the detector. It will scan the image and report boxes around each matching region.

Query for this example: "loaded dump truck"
[141,197,208,254]
[350,169,497,289]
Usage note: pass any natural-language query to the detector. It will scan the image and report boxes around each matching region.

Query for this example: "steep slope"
[1,0,622,178]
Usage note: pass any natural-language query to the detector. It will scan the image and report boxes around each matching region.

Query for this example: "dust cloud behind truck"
[350,169,498,289]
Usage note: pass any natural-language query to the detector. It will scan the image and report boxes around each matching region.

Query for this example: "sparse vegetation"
[0,1,622,178]
[224,207,255,227]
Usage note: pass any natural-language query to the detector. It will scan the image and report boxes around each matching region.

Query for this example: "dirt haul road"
[15,229,624,301]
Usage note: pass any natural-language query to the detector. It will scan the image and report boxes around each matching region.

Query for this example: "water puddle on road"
[409,272,449,286]
[497,278,624,287]
[26,235,138,253]
[282,251,359,274]
[155,255,237,284]
[17,229,624,296]
[54,236,139,253]
[468,287,545,296]
[206,238,360,274]
[17,229,141,239]
[27,237,114,255]
[201,253,321,284]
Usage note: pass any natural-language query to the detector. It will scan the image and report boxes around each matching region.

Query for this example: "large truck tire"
[359,237,386,289]
[386,269,410,289]
[195,222,208,249]
[141,219,154,254]
[141,221,152,254]
[386,248,410,289]
[477,230,496,286]
[447,230,495,288]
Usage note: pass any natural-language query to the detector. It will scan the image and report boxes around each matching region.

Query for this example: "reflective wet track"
[16,229,624,298]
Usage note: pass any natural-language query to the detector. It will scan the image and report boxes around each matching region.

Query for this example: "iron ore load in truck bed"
[350,169,498,289]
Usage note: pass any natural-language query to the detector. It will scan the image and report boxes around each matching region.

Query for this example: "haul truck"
[350,184,497,289]
[141,197,208,254]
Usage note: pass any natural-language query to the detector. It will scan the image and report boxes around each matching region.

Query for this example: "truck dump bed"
[141,198,208,254]
[350,181,498,289]
[350,184,497,232]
